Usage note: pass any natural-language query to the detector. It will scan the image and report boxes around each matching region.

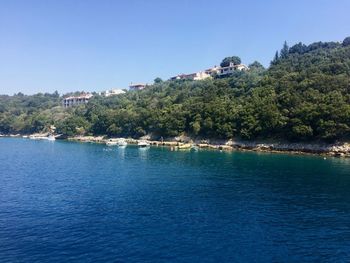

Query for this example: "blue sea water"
[0,138,350,262]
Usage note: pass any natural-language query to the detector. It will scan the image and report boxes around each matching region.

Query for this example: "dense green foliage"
[220,56,241,67]
[0,92,62,134]
[1,38,350,142]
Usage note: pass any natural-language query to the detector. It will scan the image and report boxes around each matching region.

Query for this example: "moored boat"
[106,139,118,146]
[106,138,128,147]
[117,139,127,147]
[29,134,56,140]
[177,143,192,150]
[138,140,150,147]
[29,135,47,140]
[47,135,56,141]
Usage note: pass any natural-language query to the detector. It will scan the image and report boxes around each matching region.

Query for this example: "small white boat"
[106,138,127,147]
[29,135,45,140]
[138,140,150,147]
[47,135,56,141]
[117,139,127,147]
[106,139,118,146]
[29,134,55,140]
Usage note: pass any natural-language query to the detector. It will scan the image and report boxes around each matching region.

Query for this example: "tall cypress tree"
[280,41,289,59]
[271,50,279,65]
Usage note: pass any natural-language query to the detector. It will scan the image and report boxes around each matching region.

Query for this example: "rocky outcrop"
[69,136,105,143]
[225,140,350,157]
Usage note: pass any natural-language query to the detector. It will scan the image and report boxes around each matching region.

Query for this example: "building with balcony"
[170,71,211,81]
[129,83,147,91]
[170,63,248,81]
[62,93,93,108]
[99,89,125,97]
[216,62,249,77]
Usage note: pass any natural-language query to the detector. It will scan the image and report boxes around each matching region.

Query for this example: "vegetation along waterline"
[1,37,350,157]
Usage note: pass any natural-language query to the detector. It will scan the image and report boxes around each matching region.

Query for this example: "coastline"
[2,134,349,157]
[67,135,350,158]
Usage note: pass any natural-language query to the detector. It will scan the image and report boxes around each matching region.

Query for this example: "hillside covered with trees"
[1,37,350,142]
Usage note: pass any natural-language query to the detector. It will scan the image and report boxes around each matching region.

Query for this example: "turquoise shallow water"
[1,138,350,262]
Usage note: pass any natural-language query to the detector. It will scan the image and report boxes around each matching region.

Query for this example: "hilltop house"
[99,89,125,97]
[216,62,249,77]
[129,83,146,91]
[62,93,93,108]
[170,63,248,81]
[170,71,211,81]
[205,65,221,76]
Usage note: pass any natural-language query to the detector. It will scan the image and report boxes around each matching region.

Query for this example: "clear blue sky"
[0,0,349,95]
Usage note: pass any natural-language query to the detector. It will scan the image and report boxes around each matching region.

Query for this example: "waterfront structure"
[99,89,125,97]
[129,83,147,91]
[62,93,93,108]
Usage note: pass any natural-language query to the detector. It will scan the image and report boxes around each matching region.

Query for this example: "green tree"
[248,61,265,71]
[271,51,279,65]
[343,36,350,47]
[154,77,163,84]
[220,56,241,67]
[280,41,289,59]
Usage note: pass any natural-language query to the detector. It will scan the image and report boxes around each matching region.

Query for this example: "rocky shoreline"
[66,135,350,158]
[2,133,349,157]
[228,141,350,157]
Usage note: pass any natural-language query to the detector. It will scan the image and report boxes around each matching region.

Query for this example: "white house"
[170,71,211,81]
[62,93,93,108]
[205,65,220,76]
[129,83,147,91]
[216,62,249,77]
[193,71,211,80]
[170,63,249,81]
[100,89,125,97]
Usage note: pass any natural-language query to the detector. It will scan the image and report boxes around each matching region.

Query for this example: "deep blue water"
[1,138,350,262]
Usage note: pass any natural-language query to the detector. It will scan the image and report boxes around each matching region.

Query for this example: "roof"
[129,83,146,87]
[106,89,125,93]
[219,64,248,70]
[63,93,93,100]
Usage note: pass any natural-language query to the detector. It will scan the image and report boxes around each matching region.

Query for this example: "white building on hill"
[216,62,249,77]
[62,93,93,108]
[129,83,147,91]
[170,71,211,81]
[170,63,248,81]
[100,89,125,97]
